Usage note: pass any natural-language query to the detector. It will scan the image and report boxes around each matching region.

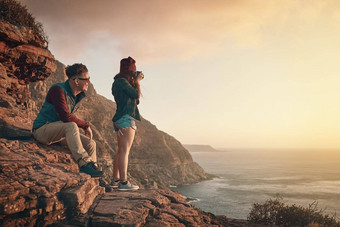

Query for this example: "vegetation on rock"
[248,195,340,227]
[0,0,48,45]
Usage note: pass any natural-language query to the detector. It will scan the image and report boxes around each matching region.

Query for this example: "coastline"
[174,149,340,220]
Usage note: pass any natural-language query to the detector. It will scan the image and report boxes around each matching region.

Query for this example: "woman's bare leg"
[113,127,135,182]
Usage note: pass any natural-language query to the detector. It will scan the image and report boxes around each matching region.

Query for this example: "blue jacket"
[33,80,86,129]
[112,77,141,122]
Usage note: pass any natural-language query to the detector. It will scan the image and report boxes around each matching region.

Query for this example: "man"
[32,63,102,177]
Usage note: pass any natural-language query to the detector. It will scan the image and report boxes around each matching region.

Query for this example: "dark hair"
[65,63,88,78]
[120,56,136,74]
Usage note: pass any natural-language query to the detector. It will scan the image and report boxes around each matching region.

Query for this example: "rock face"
[0,21,57,139]
[0,138,104,226]
[0,21,104,226]
[29,62,213,189]
[87,189,232,226]
[62,189,253,227]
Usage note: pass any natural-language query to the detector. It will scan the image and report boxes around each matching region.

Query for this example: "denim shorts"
[113,114,137,132]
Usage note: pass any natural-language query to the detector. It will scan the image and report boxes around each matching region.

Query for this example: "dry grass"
[248,195,340,227]
[0,0,48,45]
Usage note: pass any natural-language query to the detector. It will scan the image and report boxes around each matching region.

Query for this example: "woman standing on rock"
[111,56,144,191]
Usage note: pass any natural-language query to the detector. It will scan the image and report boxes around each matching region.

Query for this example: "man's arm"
[46,86,90,130]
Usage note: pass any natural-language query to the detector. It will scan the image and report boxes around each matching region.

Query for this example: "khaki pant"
[33,121,96,167]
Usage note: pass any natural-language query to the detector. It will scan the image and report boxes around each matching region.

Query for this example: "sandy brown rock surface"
[63,189,254,227]
[0,20,56,139]
[0,138,104,226]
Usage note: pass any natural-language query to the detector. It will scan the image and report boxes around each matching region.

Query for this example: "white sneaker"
[118,181,139,191]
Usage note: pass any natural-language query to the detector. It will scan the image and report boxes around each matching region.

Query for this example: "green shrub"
[248,195,340,227]
[0,0,48,45]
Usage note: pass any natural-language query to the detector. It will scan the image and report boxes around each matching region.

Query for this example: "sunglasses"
[76,77,91,81]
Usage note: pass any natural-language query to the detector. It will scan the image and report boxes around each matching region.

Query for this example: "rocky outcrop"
[0,20,57,139]
[0,138,104,226]
[61,189,253,227]
[0,20,104,226]
[0,20,47,48]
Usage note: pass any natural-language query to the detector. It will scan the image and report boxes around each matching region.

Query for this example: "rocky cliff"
[0,138,104,226]
[0,20,56,139]
[0,17,241,226]
[0,20,105,226]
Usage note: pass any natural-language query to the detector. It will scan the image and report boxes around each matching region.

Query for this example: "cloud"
[21,0,340,64]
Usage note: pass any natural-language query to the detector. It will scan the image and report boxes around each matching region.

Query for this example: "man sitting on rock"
[32,63,102,177]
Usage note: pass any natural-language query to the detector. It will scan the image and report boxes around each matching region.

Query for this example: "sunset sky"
[21,0,340,149]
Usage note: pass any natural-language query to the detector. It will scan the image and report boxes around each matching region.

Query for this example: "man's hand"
[85,126,93,140]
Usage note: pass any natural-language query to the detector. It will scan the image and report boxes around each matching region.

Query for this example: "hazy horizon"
[20,0,340,150]
[186,144,340,152]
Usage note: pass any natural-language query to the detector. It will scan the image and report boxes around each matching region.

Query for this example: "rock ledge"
[61,189,252,227]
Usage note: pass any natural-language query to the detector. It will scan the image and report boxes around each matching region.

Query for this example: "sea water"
[172,149,340,219]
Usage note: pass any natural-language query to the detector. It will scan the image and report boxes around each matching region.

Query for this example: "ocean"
[172,149,340,220]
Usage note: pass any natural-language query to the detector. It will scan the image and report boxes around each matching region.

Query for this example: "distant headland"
[183,144,218,152]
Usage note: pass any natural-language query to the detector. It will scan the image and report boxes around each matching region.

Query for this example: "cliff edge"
[0,11,243,226]
[0,19,105,226]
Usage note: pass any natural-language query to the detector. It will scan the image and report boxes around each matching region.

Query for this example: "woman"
[111,56,144,191]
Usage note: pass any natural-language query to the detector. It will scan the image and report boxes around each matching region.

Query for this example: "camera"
[134,71,144,80]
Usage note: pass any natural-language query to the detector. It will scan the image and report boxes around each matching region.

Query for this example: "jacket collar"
[64,80,86,102]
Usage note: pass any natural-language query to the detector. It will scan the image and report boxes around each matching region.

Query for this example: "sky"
[20,0,340,150]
